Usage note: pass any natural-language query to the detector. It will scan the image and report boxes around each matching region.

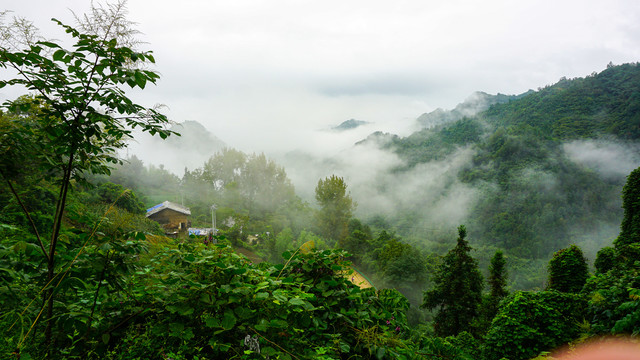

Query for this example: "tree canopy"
[315,175,355,242]
[547,244,589,293]
[614,166,640,249]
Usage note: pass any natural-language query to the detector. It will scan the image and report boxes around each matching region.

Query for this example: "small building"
[146,201,191,237]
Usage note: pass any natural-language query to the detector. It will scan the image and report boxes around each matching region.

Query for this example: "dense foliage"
[0,2,175,353]
[583,167,640,337]
[547,244,589,293]
[421,226,483,337]
[482,63,640,140]
[3,3,640,357]
[102,242,420,359]
[482,291,587,360]
[615,166,640,249]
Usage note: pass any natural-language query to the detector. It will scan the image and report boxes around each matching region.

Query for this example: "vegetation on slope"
[2,2,640,358]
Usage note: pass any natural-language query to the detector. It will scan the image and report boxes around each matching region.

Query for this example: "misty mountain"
[332,119,371,131]
[128,120,227,174]
[163,120,227,153]
[482,63,640,140]
[272,62,640,290]
[120,62,640,290]
[376,63,640,264]
[356,131,400,147]
[416,91,529,129]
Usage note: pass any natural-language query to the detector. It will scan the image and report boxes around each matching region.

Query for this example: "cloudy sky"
[2,0,640,155]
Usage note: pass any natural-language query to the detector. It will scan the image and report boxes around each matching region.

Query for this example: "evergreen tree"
[583,166,640,335]
[480,250,509,327]
[547,244,589,293]
[614,166,640,263]
[421,225,484,336]
[488,250,508,299]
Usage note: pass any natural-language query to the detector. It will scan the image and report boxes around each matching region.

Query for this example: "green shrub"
[482,291,587,360]
[547,244,589,293]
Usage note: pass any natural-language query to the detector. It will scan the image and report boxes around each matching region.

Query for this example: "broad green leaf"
[255,321,268,332]
[289,297,305,306]
[204,316,220,328]
[269,319,288,328]
[221,311,236,330]
[169,322,184,336]
[38,41,60,48]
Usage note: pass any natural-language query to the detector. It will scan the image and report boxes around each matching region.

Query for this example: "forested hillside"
[2,3,640,357]
[363,63,640,287]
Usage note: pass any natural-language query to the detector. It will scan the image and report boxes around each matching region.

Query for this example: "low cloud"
[281,141,479,231]
[318,73,442,97]
[563,140,640,180]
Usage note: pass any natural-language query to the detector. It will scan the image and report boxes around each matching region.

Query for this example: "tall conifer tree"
[615,167,640,248]
[421,225,484,336]
[481,250,509,327]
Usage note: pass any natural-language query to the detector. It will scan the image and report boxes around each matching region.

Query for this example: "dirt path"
[233,246,374,289]
[347,267,374,289]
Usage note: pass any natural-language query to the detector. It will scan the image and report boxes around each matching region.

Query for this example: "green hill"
[374,63,640,268]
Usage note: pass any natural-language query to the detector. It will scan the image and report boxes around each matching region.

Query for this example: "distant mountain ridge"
[332,119,371,131]
[130,120,227,174]
[416,91,530,128]
[163,120,227,152]
[481,63,640,140]
[356,62,640,265]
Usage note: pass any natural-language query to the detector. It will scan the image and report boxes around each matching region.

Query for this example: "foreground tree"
[482,291,587,360]
[594,246,616,274]
[614,166,640,263]
[422,225,484,336]
[583,167,640,336]
[0,1,174,353]
[315,175,355,242]
[615,166,640,247]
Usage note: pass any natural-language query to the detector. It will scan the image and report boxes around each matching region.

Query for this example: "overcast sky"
[3,0,640,156]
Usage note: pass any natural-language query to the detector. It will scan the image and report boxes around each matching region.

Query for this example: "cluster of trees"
[2,2,640,359]
[364,63,640,290]
[482,63,640,140]
[417,168,640,359]
[182,149,307,234]
[102,144,367,270]
[0,2,176,357]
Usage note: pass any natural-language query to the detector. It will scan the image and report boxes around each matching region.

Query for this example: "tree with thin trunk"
[0,1,175,353]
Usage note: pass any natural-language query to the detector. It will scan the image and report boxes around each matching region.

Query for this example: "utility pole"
[211,204,217,235]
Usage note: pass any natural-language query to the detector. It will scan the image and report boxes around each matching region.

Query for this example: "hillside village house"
[146,201,191,237]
